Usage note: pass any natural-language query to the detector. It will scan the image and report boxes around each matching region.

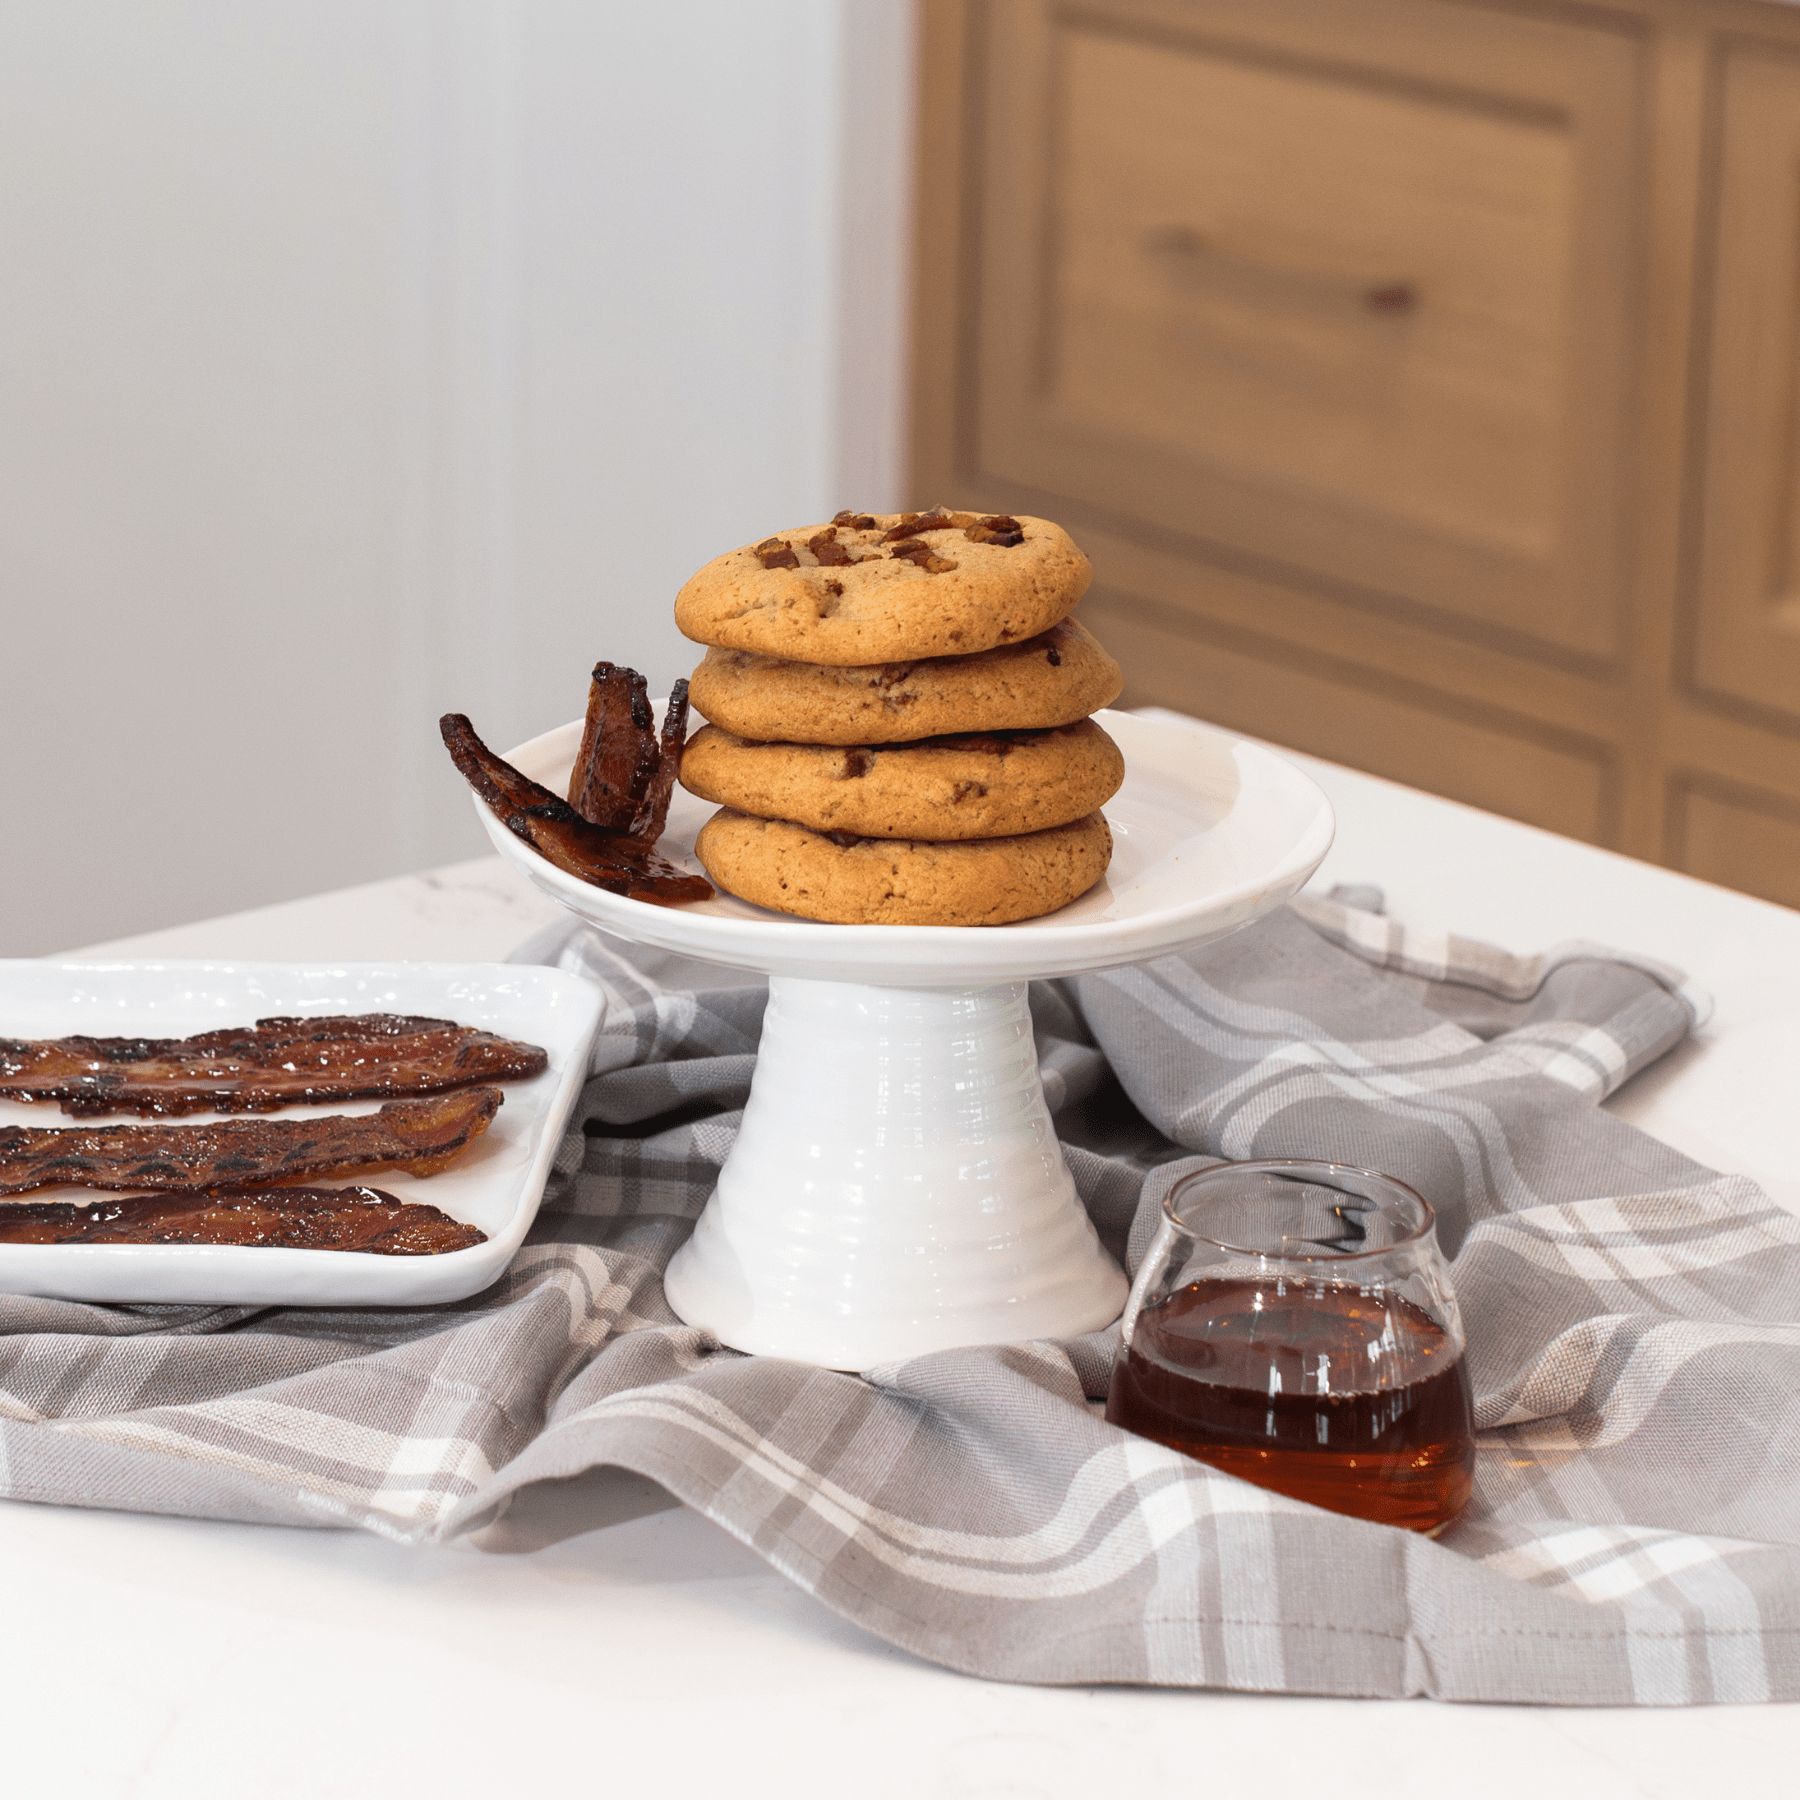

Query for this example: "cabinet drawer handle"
[1143,226,1417,315]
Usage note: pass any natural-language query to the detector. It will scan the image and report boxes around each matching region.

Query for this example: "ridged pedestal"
[662,975,1128,1370]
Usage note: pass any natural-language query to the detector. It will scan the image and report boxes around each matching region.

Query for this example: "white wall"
[0,0,915,954]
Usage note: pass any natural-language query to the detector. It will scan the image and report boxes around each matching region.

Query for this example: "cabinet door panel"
[1084,592,1614,841]
[1689,44,1800,730]
[1672,779,1800,910]
[973,0,1640,663]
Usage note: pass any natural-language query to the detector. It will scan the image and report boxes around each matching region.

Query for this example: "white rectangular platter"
[0,959,605,1306]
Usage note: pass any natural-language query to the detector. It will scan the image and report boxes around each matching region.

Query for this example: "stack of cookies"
[672,508,1125,925]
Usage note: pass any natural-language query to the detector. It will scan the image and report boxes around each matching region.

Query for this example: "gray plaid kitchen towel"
[2,892,1797,1705]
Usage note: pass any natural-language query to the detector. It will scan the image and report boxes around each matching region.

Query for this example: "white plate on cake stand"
[0,960,604,1306]
[476,708,1333,1368]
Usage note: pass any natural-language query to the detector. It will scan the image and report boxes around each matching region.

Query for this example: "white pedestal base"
[663,976,1128,1370]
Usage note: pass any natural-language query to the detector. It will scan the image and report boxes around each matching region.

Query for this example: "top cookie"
[673,509,1091,666]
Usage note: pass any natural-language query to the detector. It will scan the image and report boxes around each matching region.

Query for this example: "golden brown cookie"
[688,619,1121,746]
[673,509,1091,665]
[693,809,1113,926]
[679,719,1124,841]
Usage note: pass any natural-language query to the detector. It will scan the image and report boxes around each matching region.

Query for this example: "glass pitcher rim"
[1160,1156,1437,1263]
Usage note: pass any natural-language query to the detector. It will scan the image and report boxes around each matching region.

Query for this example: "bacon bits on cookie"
[686,618,1122,746]
[679,719,1124,842]
[693,809,1113,926]
[673,510,1091,666]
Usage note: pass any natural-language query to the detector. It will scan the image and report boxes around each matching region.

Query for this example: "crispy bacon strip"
[0,1088,502,1197]
[569,662,660,830]
[0,1015,548,1119]
[441,713,712,906]
[0,1187,486,1254]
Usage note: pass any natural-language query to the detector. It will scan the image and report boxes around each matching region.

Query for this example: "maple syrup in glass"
[1106,1160,1475,1533]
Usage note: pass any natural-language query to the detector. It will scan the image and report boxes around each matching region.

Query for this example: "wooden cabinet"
[911,0,1800,909]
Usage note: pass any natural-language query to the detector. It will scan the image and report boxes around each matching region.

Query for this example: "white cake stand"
[476,709,1333,1370]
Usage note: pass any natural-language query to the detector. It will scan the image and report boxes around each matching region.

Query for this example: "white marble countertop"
[10,725,1800,1796]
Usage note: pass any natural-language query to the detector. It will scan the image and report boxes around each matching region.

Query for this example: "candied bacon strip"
[511,810,711,905]
[0,1015,548,1119]
[446,715,564,820]
[0,1088,502,1198]
[0,1187,487,1254]
[569,662,660,830]
[441,714,712,906]
[630,677,692,843]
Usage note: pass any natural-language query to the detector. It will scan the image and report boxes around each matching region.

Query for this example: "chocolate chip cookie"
[687,618,1122,746]
[693,809,1113,926]
[674,509,1090,666]
[679,719,1124,841]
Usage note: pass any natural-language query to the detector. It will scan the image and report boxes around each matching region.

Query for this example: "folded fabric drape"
[1,894,1794,1705]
